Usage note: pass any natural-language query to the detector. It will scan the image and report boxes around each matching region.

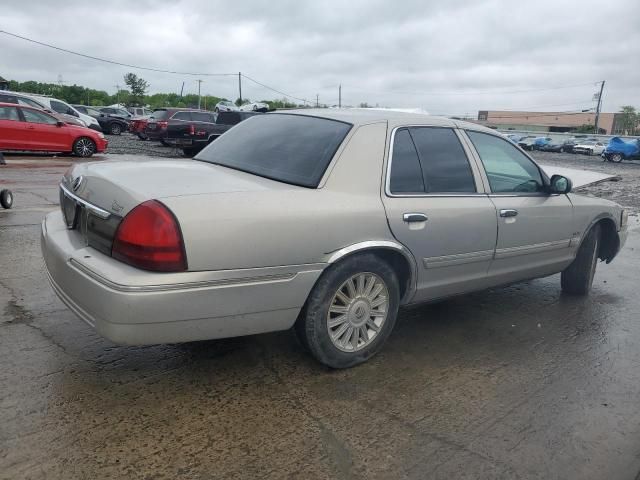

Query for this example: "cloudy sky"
[1,0,639,115]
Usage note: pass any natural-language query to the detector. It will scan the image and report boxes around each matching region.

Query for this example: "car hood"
[64,156,294,216]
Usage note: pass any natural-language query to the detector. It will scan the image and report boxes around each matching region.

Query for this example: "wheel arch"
[578,214,620,264]
[324,241,417,304]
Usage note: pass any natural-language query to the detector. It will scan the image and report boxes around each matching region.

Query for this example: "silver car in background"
[42,110,627,368]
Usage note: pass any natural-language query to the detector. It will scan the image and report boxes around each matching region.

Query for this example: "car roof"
[0,101,52,113]
[275,108,498,133]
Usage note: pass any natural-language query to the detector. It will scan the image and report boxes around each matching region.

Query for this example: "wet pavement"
[1,153,640,479]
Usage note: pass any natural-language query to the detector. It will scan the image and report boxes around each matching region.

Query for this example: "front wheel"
[561,224,600,295]
[72,137,96,157]
[295,253,400,368]
[0,189,13,209]
[610,153,623,163]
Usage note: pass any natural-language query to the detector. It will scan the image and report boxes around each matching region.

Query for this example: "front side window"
[196,114,351,188]
[467,130,544,194]
[0,106,20,121]
[50,100,70,114]
[22,108,58,125]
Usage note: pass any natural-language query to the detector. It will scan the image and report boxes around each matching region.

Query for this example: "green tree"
[123,72,149,106]
[619,106,639,135]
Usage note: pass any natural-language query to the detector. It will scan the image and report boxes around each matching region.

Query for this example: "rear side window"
[196,114,352,188]
[172,111,192,121]
[191,112,214,123]
[389,127,475,194]
[0,106,20,121]
[410,127,475,193]
[389,128,425,194]
[0,94,18,104]
[151,110,169,120]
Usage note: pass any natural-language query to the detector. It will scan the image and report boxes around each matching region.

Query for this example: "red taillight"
[112,200,187,272]
[158,121,168,129]
[188,124,195,136]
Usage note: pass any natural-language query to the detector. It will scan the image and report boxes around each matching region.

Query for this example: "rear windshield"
[196,114,352,188]
[151,109,169,120]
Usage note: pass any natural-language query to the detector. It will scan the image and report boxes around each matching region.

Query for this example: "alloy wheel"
[326,272,389,352]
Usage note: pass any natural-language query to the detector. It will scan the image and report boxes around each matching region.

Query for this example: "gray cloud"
[1,0,638,114]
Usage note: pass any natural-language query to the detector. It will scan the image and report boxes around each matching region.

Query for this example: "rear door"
[463,130,574,283]
[382,126,498,302]
[21,108,68,150]
[0,105,25,149]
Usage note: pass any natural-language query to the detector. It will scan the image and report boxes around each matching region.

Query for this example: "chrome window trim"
[59,184,111,219]
[384,125,485,198]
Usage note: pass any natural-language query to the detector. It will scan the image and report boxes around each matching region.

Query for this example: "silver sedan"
[42,110,628,368]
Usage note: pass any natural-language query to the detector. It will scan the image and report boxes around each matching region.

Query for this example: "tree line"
[6,72,300,110]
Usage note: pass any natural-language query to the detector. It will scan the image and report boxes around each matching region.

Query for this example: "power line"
[342,82,599,97]
[240,74,312,104]
[0,29,236,77]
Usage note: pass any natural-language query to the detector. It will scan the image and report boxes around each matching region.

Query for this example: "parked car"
[19,92,102,132]
[129,117,150,139]
[128,107,153,117]
[517,136,537,150]
[167,110,261,156]
[538,138,572,153]
[533,137,552,149]
[214,100,238,113]
[41,110,627,368]
[573,140,606,156]
[98,106,132,120]
[73,105,128,135]
[239,102,269,112]
[144,108,216,144]
[503,133,524,144]
[603,137,640,163]
[0,102,107,157]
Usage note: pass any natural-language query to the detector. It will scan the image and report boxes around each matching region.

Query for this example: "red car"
[0,103,107,157]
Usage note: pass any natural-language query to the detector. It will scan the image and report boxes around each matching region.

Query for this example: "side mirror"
[549,174,572,194]
[56,121,65,127]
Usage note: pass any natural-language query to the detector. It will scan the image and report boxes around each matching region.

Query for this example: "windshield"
[196,114,352,188]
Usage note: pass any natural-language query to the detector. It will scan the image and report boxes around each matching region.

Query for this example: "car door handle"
[403,213,428,223]
[499,209,518,218]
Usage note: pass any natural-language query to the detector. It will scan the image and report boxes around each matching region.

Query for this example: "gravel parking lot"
[1,148,639,479]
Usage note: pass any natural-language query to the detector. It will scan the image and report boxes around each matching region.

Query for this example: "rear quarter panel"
[162,122,394,271]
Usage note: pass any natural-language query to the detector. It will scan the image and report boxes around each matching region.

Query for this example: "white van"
[22,93,102,132]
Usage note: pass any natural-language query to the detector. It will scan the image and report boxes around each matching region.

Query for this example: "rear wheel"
[0,189,13,209]
[295,253,400,368]
[109,123,122,135]
[72,137,96,157]
[137,132,148,140]
[610,153,623,163]
[561,224,600,295]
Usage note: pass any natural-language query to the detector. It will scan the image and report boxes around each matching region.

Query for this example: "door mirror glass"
[549,174,572,194]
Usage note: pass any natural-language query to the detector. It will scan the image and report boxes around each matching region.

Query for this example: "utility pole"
[594,80,605,134]
[338,84,342,108]
[238,72,242,104]
[113,84,120,105]
[316,94,319,108]
[196,79,203,109]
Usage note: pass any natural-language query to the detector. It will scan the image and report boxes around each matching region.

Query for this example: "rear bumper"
[42,211,324,345]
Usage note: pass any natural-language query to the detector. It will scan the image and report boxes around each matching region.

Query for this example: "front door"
[382,126,498,302]
[463,130,574,284]
[20,108,68,151]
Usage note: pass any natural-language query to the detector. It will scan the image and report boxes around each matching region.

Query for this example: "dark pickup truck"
[163,110,260,155]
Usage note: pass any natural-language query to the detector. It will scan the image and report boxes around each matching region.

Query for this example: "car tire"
[610,153,623,163]
[72,137,96,157]
[137,133,148,140]
[561,224,600,295]
[295,253,400,368]
[215,107,219,113]
[109,123,122,135]
[559,147,564,153]
[0,189,13,209]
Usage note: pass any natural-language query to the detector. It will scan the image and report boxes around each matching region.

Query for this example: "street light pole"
[238,72,242,104]
[197,79,203,109]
